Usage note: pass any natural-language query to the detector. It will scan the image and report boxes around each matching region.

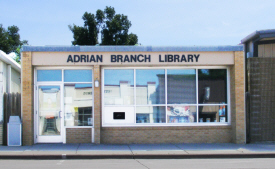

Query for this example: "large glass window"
[104,69,134,105]
[64,70,92,82]
[103,68,229,126]
[37,70,62,81]
[64,83,93,126]
[136,69,165,105]
[167,69,196,104]
[198,69,228,122]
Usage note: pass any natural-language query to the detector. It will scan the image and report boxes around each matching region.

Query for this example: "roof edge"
[241,29,275,43]
[0,50,21,72]
[22,45,243,52]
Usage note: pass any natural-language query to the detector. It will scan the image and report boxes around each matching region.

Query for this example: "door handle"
[59,111,62,118]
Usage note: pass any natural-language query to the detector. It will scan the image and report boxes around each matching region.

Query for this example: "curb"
[1,153,275,159]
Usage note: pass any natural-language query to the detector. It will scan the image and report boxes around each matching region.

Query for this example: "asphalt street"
[0,158,275,169]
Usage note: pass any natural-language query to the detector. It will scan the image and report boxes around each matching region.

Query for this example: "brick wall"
[101,126,232,144]
[66,128,92,143]
[93,65,101,144]
[21,52,34,145]
[233,51,245,144]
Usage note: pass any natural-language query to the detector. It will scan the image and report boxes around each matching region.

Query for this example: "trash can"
[8,116,22,146]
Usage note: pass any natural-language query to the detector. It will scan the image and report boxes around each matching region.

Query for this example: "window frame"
[102,66,231,127]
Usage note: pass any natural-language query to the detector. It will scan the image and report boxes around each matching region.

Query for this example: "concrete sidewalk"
[1,143,275,159]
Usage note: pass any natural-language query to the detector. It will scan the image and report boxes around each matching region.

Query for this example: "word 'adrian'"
[67,55,102,62]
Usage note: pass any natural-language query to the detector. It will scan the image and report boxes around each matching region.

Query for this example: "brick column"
[21,52,34,145]
[232,51,245,143]
[93,65,101,143]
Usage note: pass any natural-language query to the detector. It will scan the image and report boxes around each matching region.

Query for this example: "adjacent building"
[0,50,21,145]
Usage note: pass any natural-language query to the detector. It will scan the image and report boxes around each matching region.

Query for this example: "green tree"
[69,6,138,45]
[0,24,28,63]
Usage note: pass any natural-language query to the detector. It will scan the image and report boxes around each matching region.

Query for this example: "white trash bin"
[8,116,22,146]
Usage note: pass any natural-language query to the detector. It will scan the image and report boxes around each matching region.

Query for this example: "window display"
[103,68,229,126]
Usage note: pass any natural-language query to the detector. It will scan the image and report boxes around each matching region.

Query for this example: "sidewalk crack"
[127,144,134,155]
[75,143,80,154]
[173,144,189,154]
[134,159,150,169]
[128,145,149,168]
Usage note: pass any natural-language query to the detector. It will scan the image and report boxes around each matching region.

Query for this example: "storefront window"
[64,83,93,126]
[136,106,166,123]
[64,70,93,82]
[104,69,134,105]
[198,69,227,104]
[167,106,197,123]
[167,69,196,104]
[198,105,227,122]
[103,68,229,126]
[136,69,165,105]
[37,70,62,81]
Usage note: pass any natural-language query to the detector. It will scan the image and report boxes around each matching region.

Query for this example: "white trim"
[92,128,94,143]
[165,68,167,123]
[227,67,231,125]
[196,69,199,123]
[102,66,231,127]
[36,83,64,143]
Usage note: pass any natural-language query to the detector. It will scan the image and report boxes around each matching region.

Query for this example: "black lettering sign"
[90,55,96,62]
[96,55,103,62]
[111,55,116,62]
[159,55,164,62]
[67,55,73,62]
[81,55,86,62]
[188,55,193,62]
[74,55,80,62]
[181,55,187,62]
[194,54,200,62]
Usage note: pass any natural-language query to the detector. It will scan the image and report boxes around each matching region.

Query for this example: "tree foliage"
[0,24,28,54]
[69,6,138,46]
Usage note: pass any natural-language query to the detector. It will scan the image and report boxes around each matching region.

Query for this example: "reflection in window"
[136,69,165,105]
[167,69,196,104]
[104,69,134,105]
[198,105,227,122]
[37,70,62,81]
[136,106,166,123]
[64,70,92,82]
[38,86,61,136]
[198,69,227,104]
[64,84,93,126]
[167,106,197,123]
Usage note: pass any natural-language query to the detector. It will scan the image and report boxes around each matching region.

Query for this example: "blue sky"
[1,0,275,46]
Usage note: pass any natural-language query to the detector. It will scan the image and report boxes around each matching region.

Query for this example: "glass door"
[37,85,63,143]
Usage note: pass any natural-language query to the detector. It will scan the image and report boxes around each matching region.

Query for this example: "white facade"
[0,50,21,122]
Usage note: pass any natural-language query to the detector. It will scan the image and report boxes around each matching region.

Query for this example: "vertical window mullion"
[134,68,136,124]
[165,69,168,123]
[196,69,199,123]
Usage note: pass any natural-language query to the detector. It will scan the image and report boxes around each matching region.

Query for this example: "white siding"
[11,68,20,93]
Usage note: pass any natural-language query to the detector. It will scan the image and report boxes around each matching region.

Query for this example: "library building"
[21,45,246,145]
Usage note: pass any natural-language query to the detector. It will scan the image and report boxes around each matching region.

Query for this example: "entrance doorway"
[36,85,64,143]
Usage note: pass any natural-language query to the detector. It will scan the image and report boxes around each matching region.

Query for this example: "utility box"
[8,116,22,146]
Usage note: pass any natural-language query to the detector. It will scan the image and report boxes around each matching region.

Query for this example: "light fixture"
[95,79,99,87]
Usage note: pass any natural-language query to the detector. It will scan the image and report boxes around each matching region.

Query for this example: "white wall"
[11,68,20,93]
